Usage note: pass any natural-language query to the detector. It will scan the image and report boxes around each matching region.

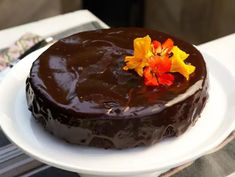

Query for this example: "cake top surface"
[29,28,207,118]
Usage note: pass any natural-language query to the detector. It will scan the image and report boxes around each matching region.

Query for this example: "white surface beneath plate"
[0,47,235,177]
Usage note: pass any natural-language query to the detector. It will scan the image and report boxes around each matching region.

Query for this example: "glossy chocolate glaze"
[26,28,208,149]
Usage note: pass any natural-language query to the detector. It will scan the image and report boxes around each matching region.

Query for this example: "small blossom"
[152,38,174,56]
[143,55,174,86]
[123,35,153,76]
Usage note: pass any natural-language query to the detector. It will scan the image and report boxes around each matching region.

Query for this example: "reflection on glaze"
[165,80,203,107]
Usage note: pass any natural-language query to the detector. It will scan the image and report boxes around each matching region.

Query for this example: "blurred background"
[0,0,235,44]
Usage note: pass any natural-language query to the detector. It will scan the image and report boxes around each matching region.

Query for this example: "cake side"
[26,77,208,148]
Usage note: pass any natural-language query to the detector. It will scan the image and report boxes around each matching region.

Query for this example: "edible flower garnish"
[123,35,153,76]
[123,35,196,86]
[144,55,174,86]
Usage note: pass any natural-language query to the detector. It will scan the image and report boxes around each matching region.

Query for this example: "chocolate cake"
[26,28,208,149]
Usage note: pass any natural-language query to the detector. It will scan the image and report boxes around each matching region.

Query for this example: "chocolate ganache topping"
[26,28,208,149]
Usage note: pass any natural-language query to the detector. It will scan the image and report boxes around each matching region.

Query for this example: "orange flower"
[143,55,174,86]
[152,38,174,56]
[123,35,153,76]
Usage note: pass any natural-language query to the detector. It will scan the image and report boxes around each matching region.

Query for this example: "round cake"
[26,28,208,149]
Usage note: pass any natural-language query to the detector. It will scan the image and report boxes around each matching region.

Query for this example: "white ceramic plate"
[0,47,235,177]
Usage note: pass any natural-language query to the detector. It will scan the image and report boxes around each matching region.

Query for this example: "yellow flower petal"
[134,35,153,59]
[135,59,149,76]
[124,56,138,69]
[124,35,153,76]
[171,46,189,61]
[170,46,196,80]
